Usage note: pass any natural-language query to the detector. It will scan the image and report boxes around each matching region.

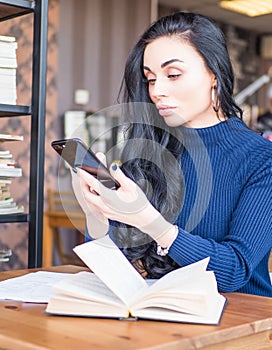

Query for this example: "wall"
[57,0,151,116]
[48,0,152,265]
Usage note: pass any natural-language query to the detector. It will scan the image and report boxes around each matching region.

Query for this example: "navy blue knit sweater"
[169,117,272,297]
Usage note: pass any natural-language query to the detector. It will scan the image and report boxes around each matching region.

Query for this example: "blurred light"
[220,0,272,17]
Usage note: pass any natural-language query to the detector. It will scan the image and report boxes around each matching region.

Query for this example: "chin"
[163,117,186,128]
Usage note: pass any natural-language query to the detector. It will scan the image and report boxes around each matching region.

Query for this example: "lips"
[156,105,177,117]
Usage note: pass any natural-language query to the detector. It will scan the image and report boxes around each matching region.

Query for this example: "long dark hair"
[111,12,242,278]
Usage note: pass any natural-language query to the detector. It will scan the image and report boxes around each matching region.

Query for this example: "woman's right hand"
[71,152,109,238]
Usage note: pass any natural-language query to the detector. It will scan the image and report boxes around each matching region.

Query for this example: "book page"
[73,235,148,306]
[133,272,218,315]
[46,294,128,318]
[131,295,226,325]
[131,258,210,305]
[53,271,125,307]
[129,258,226,324]
[144,258,210,293]
[0,271,72,303]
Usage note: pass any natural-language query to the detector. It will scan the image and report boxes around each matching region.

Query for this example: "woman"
[71,12,272,296]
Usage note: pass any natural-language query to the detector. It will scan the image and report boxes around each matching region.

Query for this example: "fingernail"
[111,163,118,171]
[72,167,78,173]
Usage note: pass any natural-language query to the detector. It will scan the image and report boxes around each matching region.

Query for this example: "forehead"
[143,36,202,65]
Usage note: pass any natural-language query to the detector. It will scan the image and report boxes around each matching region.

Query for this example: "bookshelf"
[0,0,48,267]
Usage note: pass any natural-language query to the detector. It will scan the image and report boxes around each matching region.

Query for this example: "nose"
[149,77,168,100]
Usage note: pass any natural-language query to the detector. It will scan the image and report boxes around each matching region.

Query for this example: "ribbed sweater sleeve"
[169,117,272,296]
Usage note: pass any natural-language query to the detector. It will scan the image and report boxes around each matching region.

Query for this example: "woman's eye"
[147,79,156,85]
[168,74,181,80]
[143,77,156,85]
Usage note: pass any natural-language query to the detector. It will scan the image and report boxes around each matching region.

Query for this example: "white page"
[73,235,148,306]
[53,271,124,306]
[131,258,214,308]
[0,271,72,303]
[142,258,210,294]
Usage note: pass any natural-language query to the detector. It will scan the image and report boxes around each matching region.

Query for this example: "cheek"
[177,78,211,104]
[148,86,156,102]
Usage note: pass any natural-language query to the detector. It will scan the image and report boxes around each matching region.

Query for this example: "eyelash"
[168,74,181,80]
[147,79,156,85]
[143,74,181,85]
[142,77,155,85]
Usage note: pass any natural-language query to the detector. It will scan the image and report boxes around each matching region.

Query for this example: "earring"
[211,86,219,113]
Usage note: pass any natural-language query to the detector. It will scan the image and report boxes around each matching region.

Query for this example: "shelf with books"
[0,34,18,104]
[0,134,25,216]
[0,0,48,268]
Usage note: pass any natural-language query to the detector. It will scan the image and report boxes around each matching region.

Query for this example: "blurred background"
[0,0,272,269]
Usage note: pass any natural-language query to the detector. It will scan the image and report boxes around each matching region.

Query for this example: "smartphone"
[51,138,120,190]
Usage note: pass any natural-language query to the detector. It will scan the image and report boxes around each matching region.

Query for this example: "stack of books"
[0,35,17,105]
[0,134,24,214]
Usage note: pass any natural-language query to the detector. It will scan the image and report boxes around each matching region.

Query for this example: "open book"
[46,236,227,325]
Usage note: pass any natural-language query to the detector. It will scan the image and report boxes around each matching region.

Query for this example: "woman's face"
[143,36,219,128]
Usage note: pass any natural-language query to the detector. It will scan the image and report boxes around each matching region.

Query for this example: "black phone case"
[51,138,120,190]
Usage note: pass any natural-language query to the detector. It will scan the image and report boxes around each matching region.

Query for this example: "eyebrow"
[143,58,184,72]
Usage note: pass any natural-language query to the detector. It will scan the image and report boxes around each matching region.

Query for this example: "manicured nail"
[72,167,78,173]
[111,163,118,171]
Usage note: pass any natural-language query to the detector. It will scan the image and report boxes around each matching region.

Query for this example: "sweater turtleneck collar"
[179,116,246,148]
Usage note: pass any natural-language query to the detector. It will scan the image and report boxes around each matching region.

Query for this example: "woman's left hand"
[75,164,173,240]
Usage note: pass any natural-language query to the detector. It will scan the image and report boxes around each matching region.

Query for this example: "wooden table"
[0,265,271,350]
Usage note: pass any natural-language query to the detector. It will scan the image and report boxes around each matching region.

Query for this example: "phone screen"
[51,138,120,190]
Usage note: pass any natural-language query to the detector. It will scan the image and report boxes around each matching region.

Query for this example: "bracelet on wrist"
[156,245,169,256]
[156,225,178,256]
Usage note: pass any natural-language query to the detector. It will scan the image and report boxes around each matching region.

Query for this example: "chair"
[43,189,86,266]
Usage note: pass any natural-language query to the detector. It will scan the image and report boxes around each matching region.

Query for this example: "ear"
[211,75,217,88]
